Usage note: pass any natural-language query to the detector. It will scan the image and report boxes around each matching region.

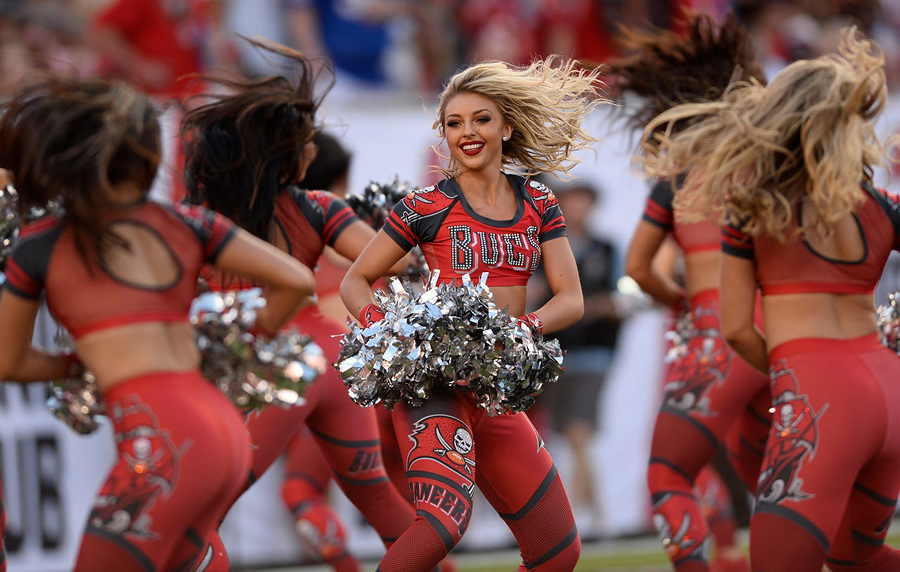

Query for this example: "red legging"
[74,371,251,572]
[198,307,415,571]
[751,335,900,572]
[281,427,361,572]
[379,387,581,572]
[648,289,769,572]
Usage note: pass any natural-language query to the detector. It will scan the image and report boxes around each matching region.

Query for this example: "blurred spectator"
[528,181,625,540]
[282,0,414,92]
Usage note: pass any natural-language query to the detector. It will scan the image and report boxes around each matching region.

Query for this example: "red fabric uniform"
[4,202,251,572]
[378,174,580,571]
[90,0,208,99]
[642,179,768,571]
[722,183,900,572]
[199,187,415,570]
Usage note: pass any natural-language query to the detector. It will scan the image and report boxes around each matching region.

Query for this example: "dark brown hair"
[0,74,160,262]
[181,38,328,240]
[607,11,765,137]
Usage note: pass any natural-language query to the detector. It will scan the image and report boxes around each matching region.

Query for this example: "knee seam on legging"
[84,526,157,572]
[658,408,721,448]
[521,523,578,570]
[853,482,898,507]
[648,456,694,484]
[309,426,380,448]
[419,510,455,553]
[755,502,829,551]
[496,465,558,521]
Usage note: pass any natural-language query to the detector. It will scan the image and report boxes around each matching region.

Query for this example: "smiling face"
[442,92,512,174]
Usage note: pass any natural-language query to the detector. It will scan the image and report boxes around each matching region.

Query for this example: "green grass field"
[249,523,900,572]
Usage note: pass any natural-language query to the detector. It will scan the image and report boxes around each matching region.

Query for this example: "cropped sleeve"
[523,179,566,242]
[721,224,754,259]
[293,189,358,246]
[642,179,675,231]
[172,204,236,263]
[383,185,450,252]
[3,220,61,299]
[868,184,900,251]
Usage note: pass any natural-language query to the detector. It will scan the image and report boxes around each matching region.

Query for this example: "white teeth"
[462,143,482,150]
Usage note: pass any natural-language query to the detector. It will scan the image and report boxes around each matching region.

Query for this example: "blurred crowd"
[0,0,899,103]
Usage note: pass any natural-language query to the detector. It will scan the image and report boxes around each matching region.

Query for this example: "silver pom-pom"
[190,288,325,409]
[337,272,564,416]
[0,184,20,268]
[46,371,106,435]
[46,326,105,435]
[345,178,428,277]
[877,290,900,354]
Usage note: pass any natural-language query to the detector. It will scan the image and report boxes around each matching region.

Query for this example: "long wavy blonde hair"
[434,56,609,178]
[639,28,893,240]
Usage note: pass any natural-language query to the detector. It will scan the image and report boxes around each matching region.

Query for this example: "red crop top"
[4,202,235,338]
[721,183,900,295]
[383,174,566,287]
[203,186,358,291]
[642,178,721,254]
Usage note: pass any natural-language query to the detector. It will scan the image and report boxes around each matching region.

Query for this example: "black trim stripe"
[649,457,694,484]
[658,408,720,447]
[184,527,205,549]
[309,426,381,448]
[407,470,474,501]
[523,524,578,570]
[826,556,857,566]
[736,435,766,456]
[419,510,455,553]
[754,503,829,551]
[85,527,157,572]
[497,465,558,521]
[650,490,695,504]
[851,528,885,547]
[853,482,898,507]
[335,472,389,486]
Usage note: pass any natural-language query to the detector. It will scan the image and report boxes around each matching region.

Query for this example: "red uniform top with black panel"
[721,182,900,295]
[3,201,235,338]
[383,174,566,287]
[203,186,358,291]
[642,178,721,254]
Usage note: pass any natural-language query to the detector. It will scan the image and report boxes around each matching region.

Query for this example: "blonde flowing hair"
[639,28,892,240]
[434,56,609,178]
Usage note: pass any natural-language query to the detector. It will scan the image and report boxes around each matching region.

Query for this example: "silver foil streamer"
[344,178,428,277]
[877,290,900,354]
[47,371,106,435]
[337,272,565,416]
[0,184,20,268]
[191,289,326,409]
[46,327,106,435]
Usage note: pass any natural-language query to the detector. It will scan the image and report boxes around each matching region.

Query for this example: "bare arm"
[0,293,69,382]
[214,228,316,335]
[719,253,767,374]
[331,220,410,275]
[530,237,584,334]
[340,231,409,321]
[625,220,684,308]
